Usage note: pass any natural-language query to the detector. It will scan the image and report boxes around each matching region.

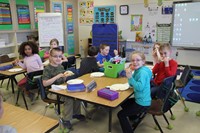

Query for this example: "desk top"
[50,74,134,108]
[0,103,58,133]
[0,66,26,76]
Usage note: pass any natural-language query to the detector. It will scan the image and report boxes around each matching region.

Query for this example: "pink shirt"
[18,54,43,73]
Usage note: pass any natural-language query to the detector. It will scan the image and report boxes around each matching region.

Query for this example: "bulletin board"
[117,3,172,42]
[0,0,12,30]
[92,24,118,57]
[94,6,115,24]
[16,0,31,30]
[38,13,64,47]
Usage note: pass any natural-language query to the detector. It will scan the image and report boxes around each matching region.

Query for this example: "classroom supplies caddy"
[104,57,126,78]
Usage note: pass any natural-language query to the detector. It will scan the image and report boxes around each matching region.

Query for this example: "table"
[49,74,134,133]
[0,65,26,94]
[0,102,59,133]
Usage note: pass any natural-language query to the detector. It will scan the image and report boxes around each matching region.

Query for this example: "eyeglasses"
[51,55,62,58]
[131,59,143,62]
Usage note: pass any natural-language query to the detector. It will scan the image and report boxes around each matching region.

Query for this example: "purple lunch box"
[97,88,119,101]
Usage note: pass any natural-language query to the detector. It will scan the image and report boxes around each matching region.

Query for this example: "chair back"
[180,65,192,86]
[156,76,179,113]
[26,70,43,90]
[35,76,48,100]
[67,56,76,69]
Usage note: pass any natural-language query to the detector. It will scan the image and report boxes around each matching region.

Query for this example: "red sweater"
[152,59,177,85]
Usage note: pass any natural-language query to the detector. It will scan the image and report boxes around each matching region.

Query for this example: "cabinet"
[119,40,153,62]
[0,0,46,58]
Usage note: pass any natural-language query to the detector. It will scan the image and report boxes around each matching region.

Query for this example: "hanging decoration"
[144,0,149,8]
[157,0,163,6]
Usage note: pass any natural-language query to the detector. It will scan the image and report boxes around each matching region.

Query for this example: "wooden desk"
[49,74,134,133]
[0,66,26,93]
[0,103,58,133]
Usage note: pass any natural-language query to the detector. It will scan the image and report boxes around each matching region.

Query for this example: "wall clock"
[120,5,129,15]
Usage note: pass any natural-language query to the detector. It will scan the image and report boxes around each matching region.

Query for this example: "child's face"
[50,41,58,49]
[160,48,171,59]
[24,45,33,56]
[100,46,110,56]
[131,54,145,70]
[50,51,63,65]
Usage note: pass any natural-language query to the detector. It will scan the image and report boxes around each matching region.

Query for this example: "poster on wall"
[0,2,12,24]
[34,4,45,23]
[131,15,143,31]
[156,23,171,43]
[66,4,74,54]
[17,5,30,24]
[79,0,94,24]
[52,2,62,13]
[94,6,115,24]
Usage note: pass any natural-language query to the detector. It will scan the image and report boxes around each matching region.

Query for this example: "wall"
[78,0,200,67]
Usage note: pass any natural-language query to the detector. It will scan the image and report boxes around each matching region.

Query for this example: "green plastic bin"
[104,61,125,78]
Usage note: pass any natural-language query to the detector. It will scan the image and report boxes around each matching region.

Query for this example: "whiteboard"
[38,13,64,47]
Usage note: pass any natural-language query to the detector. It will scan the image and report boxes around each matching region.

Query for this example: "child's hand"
[114,49,118,56]
[12,59,19,65]
[56,73,65,79]
[125,68,133,79]
[163,57,170,66]
[97,61,104,68]
[64,71,74,76]
[129,64,135,71]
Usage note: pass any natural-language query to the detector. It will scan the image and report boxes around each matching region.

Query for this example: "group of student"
[10,37,177,132]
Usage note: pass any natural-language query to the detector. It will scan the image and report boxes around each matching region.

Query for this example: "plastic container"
[104,61,125,78]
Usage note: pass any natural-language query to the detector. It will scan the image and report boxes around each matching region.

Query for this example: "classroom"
[0,0,200,133]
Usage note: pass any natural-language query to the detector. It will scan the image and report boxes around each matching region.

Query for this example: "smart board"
[171,2,200,48]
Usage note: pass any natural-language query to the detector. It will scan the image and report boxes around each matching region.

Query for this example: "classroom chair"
[0,55,13,90]
[175,65,192,112]
[15,70,43,110]
[148,76,179,133]
[61,55,76,70]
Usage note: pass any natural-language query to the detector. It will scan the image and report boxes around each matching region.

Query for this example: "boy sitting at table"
[42,47,85,129]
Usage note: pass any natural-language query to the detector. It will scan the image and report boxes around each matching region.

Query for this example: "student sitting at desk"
[42,47,85,130]
[96,43,118,71]
[79,46,99,76]
[0,93,17,133]
[44,38,68,61]
[13,41,43,101]
[117,51,152,133]
[151,43,178,98]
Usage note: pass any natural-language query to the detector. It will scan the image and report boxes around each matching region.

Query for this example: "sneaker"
[72,114,86,121]
[63,120,72,129]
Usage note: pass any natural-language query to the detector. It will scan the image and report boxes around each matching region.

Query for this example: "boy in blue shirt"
[96,44,118,71]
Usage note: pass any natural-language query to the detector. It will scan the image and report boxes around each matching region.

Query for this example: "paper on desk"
[42,59,49,66]
[51,84,66,91]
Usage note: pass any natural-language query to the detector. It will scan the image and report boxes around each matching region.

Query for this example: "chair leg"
[15,88,21,106]
[152,115,163,133]
[21,91,28,110]
[163,114,173,130]
[43,104,49,116]
[175,89,189,112]
[81,102,92,119]
[132,112,146,131]
[0,79,4,87]
[169,109,176,120]
[6,78,10,90]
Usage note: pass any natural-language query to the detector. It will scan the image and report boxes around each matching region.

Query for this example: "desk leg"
[108,108,112,133]
[57,95,61,115]
[10,76,15,94]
